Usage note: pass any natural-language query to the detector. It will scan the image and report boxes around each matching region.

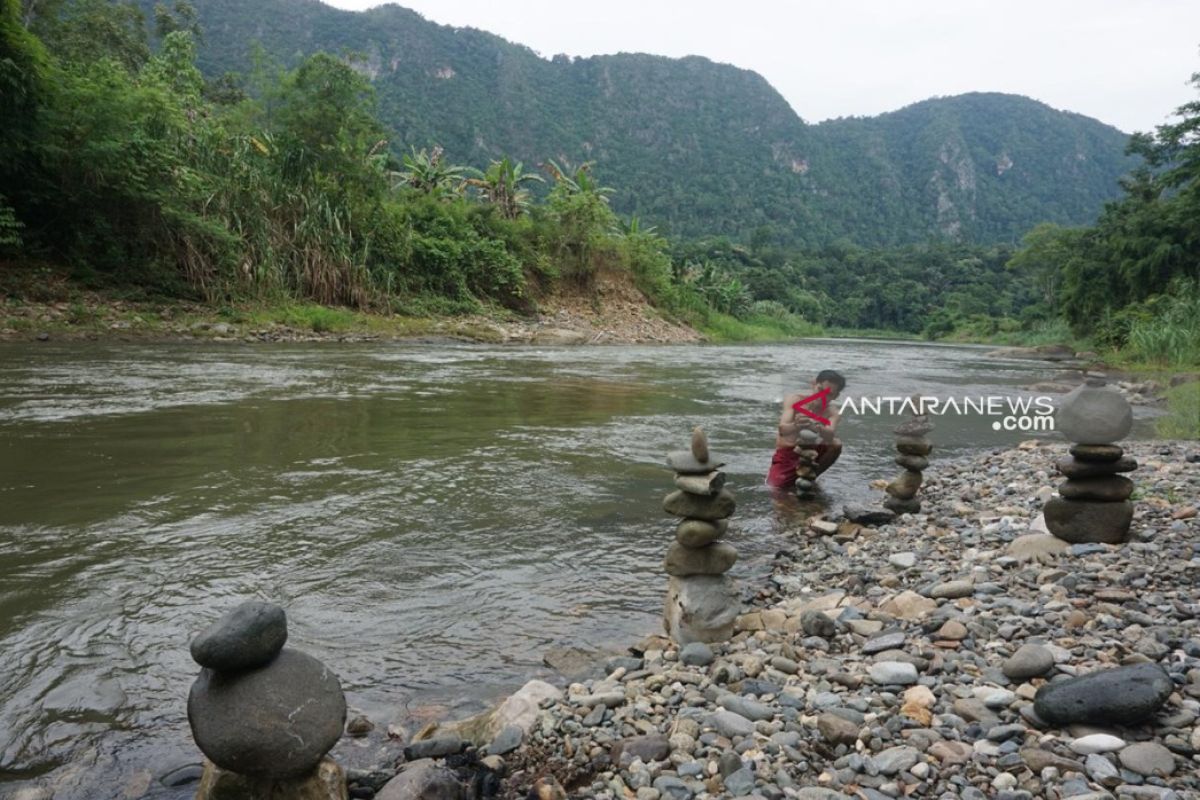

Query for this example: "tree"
[395,145,465,198]
[465,157,543,219]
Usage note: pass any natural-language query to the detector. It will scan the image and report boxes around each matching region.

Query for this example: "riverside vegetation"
[1,3,1198,393]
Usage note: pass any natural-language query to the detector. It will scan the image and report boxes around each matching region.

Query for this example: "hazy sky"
[320,0,1200,133]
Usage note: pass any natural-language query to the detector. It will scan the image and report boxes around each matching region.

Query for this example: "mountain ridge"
[181,0,1137,245]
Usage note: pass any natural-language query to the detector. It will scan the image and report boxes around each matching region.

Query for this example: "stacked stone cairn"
[661,427,741,644]
[884,410,934,515]
[1044,377,1137,544]
[792,426,822,497]
[187,600,348,800]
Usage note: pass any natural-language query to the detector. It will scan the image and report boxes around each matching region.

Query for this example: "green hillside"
[177,0,1136,246]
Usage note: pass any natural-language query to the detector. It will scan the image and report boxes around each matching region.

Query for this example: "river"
[0,339,1161,797]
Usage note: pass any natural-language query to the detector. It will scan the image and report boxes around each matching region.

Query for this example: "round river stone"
[188,648,347,778]
[1057,475,1134,502]
[663,489,736,520]
[190,601,288,672]
[1069,443,1124,462]
[1055,455,1138,479]
[1033,663,1173,726]
[1056,384,1132,444]
[663,541,738,577]
[1044,498,1133,544]
[676,518,727,548]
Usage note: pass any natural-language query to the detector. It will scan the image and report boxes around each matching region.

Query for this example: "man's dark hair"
[816,369,846,393]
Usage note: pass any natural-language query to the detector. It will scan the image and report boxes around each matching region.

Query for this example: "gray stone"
[188,648,346,778]
[862,631,905,654]
[1085,753,1121,785]
[1117,741,1176,777]
[894,455,929,471]
[679,642,714,667]
[929,579,974,599]
[1034,663,1173,726]
[674,471,726,495]
[194,758,347,800]
[895,436,932,456]
[1044,498,1133,544]
[885,470,922,500]
[722,767,756,796]
[869,661,918,685]
[666,451,725,475]
[800,609,837,638]
[663,489,736,520]
[874,745,919,775]
[709,710,755,738]
[611,734,670,766]
[1057,384,1133,444]
[883,495,921,514]
[1003,644,1055,680]
[675,518,727,548]
[719,693,774,721]
[1070,444,1124,462]
[377,761,463,800]
[663,541,738,577]
[190,601,288,673]
[664,575,740,644]
[817,713,859,745]
[487,725,522,756]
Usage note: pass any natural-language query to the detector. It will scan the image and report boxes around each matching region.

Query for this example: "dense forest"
[136,0,1136,247]
[1,0,1197,380]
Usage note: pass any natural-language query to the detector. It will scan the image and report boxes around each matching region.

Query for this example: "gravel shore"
[476,439,1200,800]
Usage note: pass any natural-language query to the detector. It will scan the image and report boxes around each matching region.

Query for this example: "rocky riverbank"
[344,439,1200,800]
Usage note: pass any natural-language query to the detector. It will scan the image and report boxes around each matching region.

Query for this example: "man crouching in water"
[767,369,846,490]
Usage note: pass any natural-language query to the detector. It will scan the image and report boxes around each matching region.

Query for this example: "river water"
[0,340,1160,797]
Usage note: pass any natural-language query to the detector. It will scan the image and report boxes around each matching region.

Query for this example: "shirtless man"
[766,369,845,490]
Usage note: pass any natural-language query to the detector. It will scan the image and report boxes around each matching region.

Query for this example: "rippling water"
[0,340,1160,797]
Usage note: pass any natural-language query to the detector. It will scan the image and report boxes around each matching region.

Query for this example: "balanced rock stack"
[1045,378,1137,544]
[884,411,934,515]
[793,427,822,496]
[661,427,741,644]
[187,600,348,800]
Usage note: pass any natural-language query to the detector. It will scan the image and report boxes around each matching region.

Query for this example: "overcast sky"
[321,0,1199,133]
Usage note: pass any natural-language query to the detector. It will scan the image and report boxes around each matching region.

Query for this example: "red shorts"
[767,444,827,488]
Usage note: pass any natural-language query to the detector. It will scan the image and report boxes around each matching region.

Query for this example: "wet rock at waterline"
[190,600,288,672]
[376,761,464,800]
[194,758,347,800]
[661,428,740,644]
[187,601,347,791]
[662,489,736,520]
[663,540,738,577]
[1033,663,1173,725]
[842,503,896,526]
[189,648,347,778]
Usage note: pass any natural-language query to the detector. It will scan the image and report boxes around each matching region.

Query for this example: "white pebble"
[1070,733,1126,754]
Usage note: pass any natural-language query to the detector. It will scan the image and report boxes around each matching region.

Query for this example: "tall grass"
[1124,281,1200,367]
[1157,382,1200,440]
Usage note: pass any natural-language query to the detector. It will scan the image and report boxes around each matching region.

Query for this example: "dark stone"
[676,518,728,548]
[377,761,464,800]
[488,725,522,756]
[663,489,736,521]
[895,436,932,456]
[1055,455,1138,479]
[1033,663,1173,726]
[894,455,929,471]
[188,648,346,778]
[1070,444,1124,462]
[190,601,288,672]
[403,735,464,760]
[1058,475,1134,502]
[666,450,726,475]
[885,470,922,500]
[1044,498,1133,544]
[842,504,896,526]
[159,763,205,787]
[611,734,670,766]
[800,609,837,638]
[883,496,922,514]
[663,541,737,576]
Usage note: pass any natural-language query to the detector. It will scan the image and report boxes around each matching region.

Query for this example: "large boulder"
[190,601,288,673]
[1033,663,1173,726]
[664,575,740,644]
[188,649,347,778]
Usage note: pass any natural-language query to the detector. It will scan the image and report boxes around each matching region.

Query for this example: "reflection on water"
[0,340,1159,795]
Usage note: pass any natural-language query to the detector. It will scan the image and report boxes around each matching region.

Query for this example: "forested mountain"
[174,0,1137,246]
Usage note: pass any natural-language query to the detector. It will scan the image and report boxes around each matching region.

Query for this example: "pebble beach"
[381,439,1200,800]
